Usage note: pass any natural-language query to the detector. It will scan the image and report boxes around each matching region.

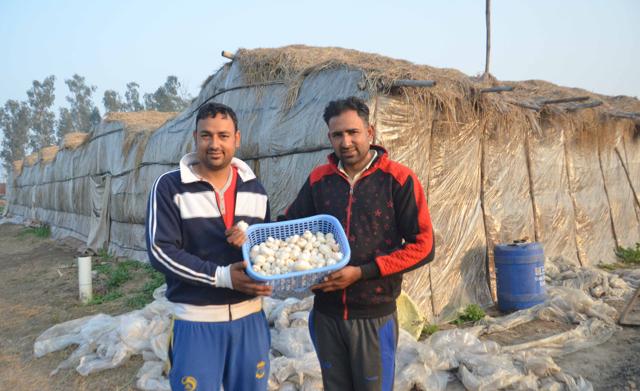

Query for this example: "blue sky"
[0,0,638,179]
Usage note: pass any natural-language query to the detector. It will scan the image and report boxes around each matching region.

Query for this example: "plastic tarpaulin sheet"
[482,114,536,299]
[426,110,492,319]
[86,174,111,252]
[374,95,435,320]
[620,123,640,223]
[564,114,617,265]
[599,120,640,249]
[527,115,580,264]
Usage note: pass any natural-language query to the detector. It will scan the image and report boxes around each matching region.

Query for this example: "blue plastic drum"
[494,242,546,312]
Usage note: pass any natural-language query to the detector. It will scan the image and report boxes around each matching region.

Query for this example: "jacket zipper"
[343,184,354,319]
[336,160,378,320]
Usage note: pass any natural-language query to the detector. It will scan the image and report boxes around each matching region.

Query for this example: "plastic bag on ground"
[34,313,117,357]
[271,327,315,358]
[136,360,170,391]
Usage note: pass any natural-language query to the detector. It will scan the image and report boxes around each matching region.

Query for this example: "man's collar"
[179,153,256,184]
[337,150,378,181]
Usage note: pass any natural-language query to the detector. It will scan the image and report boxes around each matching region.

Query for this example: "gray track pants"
[308,310,399,391]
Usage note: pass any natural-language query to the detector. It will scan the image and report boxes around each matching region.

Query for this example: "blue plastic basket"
[242,214,351,299]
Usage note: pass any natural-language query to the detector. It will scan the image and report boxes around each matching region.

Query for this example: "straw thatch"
[106,111,179,134]
[221,45,639,129]
[24,153,39,166]
[63,132,90,150]
[40,146,59,164]
[106,111,179,171]
[232,45,478,121]
[12,160,23,176]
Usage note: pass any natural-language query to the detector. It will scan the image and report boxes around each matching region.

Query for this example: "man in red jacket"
[284,96,435,391]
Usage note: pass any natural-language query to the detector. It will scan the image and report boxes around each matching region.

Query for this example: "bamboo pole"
[484,0,491,76]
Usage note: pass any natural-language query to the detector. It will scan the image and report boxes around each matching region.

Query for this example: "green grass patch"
[125,265,165,310]
[88,259,164,309]
[88,290,124,305]
[421,324,439,337]
[598,243,640,271]
[97,247,115,260]
[19,225,51,238]
[615,243,640,265]
[452,304,486,326]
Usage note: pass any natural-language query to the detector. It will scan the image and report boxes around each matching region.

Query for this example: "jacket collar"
[327,144,388,172]
[179,153,257,184]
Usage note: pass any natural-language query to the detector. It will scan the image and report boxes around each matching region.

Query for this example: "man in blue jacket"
[146,102,272,391]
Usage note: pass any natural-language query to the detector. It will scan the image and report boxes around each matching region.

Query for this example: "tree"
[56,107,74,139]
[65,74,101,131]
[27,75,56,150]
[144,75,190,112]
[124,82,144,112]
[103,90,125,113]
[0,100,30,172]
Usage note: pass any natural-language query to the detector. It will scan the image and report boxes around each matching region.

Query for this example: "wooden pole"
[221,50,235,60]
[484,0,491,76]
[540,96,590,105]
[480,86,514,93]
[391,80,437,88]
[566,100,603,112]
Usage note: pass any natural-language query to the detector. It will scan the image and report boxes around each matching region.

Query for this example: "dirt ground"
[0,223,140,390]
[1,221,639,390]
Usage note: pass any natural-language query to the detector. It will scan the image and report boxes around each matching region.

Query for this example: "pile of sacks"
[34,260,636,390]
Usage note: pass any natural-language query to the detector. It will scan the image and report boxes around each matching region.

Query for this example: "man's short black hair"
[323,96,370,127]
[196,102,239,131]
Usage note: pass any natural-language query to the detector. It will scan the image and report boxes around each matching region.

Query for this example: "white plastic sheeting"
[527,116,580,265]
[427,113,491,318]
[564,114,617,266]
[481,113,536,299]
[598,121,640,249]
[34,265,630,391]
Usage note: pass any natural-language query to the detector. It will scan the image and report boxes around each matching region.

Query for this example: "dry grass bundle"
[12,160,23,176]
[106,111,178,133]
[106,111,178,171]
[24,153,39,166]
[40,146,59,164]
[63,132,90,150]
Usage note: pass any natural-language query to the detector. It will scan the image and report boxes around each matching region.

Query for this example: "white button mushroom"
[237,220,249,232]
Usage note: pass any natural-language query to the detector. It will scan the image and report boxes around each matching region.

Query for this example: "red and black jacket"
[284,145,435,319]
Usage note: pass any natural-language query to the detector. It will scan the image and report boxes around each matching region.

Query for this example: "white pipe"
[78,256,93,304]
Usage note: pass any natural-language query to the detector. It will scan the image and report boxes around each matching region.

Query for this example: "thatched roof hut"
[6,46,639,320]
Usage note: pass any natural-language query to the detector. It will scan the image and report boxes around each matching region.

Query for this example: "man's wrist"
[215,265,233,289]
